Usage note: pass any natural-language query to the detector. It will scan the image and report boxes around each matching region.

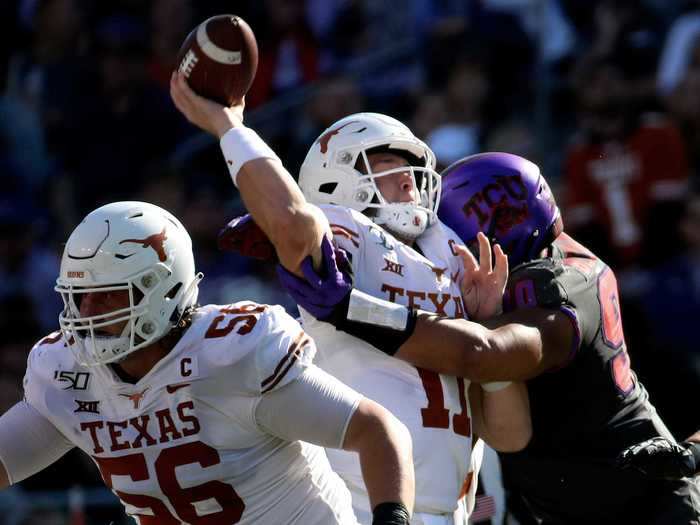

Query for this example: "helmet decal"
[490,200,529,234]
[440,152,563,267]
[462,174,529,227]
[317,120,359,154]
[119,227,168,262]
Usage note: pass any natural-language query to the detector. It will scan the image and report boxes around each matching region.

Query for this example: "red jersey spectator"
[564,56,688,268]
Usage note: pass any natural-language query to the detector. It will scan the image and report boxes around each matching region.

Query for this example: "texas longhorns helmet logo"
[316,121,358,154]
[119,387,150,410]
[119,227,168,262]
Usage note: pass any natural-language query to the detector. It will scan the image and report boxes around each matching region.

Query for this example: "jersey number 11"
[417,368,471,437]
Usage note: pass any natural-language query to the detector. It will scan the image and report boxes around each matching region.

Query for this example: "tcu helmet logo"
[119,227,168,261]
[463,175,529,232]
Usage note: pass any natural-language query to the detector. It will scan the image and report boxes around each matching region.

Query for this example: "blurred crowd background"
[2,0,700,523]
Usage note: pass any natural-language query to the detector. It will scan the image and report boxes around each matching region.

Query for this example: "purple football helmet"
[439,152,563,267]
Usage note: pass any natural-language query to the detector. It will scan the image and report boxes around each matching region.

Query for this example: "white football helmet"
[299,112,441,240]
[55,201,202,366]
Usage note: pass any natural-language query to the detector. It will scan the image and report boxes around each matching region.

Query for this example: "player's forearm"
[343,399,415,515]
[316,289,544,380]
[395,313,543,382]
[478,382,532,452]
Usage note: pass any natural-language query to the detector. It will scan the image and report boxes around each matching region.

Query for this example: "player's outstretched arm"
[170,71,328,275]
[277,242,573,381]
[402,306,573,381]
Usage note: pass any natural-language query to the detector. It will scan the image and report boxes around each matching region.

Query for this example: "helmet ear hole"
[132,287,145,305]
[166,282,182,300]
[319,182,338,194]
[354,155,368,174]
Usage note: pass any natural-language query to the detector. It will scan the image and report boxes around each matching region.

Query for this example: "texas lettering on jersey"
[80,400,200,454]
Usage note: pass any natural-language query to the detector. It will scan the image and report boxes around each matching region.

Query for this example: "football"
[176,15,258,106]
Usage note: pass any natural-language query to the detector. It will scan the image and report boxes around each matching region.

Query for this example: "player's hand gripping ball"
[176,15,258,105]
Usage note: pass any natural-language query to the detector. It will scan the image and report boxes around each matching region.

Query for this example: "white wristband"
[219,127,280,187]
[481,381,513,392]
[347,289,409,330]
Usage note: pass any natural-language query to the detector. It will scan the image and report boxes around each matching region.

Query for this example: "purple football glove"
[277,236,352,321]
[218,214,278,262]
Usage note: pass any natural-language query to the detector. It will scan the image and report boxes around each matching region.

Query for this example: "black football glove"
[372,502,410,525]
[617,437,700,479]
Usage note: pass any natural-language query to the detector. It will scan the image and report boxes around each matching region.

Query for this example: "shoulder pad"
[320,204,376,260]
[24,331,79,412]
[504,259,568,311]
[188,302,273,364]
[27,331,77,374]
[320,205,364,246]
[190,303,315,394]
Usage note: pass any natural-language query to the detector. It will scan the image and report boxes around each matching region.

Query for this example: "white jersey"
[302,205,478,521]
[24,303,358,525]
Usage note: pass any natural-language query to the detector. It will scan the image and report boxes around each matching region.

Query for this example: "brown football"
[176,15,258,106]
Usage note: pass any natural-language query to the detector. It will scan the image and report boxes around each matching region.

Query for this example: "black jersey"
[499,233,700,524]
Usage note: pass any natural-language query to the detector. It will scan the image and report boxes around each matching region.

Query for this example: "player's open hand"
[170,71,244,138]
[617,437,697,479]
[453,232,508,321]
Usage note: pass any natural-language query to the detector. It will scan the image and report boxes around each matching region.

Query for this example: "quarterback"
[0,201,415,525]
[171,71,531,525]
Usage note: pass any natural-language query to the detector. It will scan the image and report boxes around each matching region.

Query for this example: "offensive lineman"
[282,152,700,523]
[0,201,415,525]
[170,71,531,525]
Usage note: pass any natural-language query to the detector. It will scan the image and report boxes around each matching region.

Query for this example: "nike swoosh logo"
[166,383,191,394]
